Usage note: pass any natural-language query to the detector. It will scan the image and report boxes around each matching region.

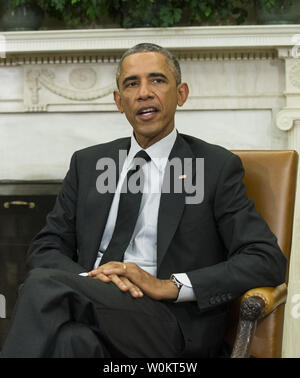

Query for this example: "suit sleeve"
[187,153,287,311]
[26,152,85,274]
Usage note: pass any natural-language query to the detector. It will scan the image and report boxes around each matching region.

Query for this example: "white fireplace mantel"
[0,25,299,117]
[1,25,300,54]
[1,25,300,357]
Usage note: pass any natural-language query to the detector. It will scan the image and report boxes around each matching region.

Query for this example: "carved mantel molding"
[0,25,299,67]
[276,49,300,132]
[276,109,300,131]
[1,25,300,114]
[1,25,300,57]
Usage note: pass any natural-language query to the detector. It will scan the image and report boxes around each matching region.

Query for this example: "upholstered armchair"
[226,150,298,358]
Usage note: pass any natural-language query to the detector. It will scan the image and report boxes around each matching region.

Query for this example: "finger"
[91,272,111,282]
[102,262,128,276]
[88,269,101,277]
[88,265,114,278]
[129,286,144,298]
[108,275,143,298]
[121,277,144,298]
[109,274,129,291]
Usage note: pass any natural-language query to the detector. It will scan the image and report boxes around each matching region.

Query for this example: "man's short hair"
[116,43,181,88]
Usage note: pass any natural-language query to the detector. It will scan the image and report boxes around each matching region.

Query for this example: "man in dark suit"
[1,43,286,358]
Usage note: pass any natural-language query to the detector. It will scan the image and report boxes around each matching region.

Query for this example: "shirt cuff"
[172,273,196,303]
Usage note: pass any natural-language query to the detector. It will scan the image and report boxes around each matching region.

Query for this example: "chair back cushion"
[227,150,298,357]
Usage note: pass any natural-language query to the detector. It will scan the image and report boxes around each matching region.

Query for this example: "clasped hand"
[88,262,178,301]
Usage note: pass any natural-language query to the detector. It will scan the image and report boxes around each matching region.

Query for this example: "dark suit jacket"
[27,132,286,357]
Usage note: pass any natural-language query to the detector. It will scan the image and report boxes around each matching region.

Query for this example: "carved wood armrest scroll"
[230,283,287,358]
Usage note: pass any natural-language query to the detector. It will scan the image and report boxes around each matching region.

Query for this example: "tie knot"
[133,150,151,164]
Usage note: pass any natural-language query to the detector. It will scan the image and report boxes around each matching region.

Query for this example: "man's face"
[114,52,189,148]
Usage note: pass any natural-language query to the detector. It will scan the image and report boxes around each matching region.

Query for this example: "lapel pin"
[178,174,187,179]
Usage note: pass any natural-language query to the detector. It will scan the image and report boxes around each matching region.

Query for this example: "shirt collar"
[127,128,177,172]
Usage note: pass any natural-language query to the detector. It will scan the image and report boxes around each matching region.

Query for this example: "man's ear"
[177,83,189,107]
[113,90,124,113]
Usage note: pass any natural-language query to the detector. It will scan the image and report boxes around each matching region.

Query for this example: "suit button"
[209,297,216,305]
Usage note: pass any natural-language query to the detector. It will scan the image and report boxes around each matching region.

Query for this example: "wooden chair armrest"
[241,283,287,318]
[231,283,287,358]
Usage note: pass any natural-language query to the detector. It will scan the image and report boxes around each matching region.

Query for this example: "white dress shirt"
[83,128,196,302]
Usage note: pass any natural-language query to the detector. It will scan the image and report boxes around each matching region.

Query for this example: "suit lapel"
[84,138,130,270]
[157,133,195,271]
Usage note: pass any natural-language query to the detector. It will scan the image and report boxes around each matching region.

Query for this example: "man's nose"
[137,81,153,100]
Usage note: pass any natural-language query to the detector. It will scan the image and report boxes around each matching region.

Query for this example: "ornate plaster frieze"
[0,49,278,67]
[0,25,299,113]
[276,46,300,131]
[1,25,299,65]
[289,61,300,90]
[0,54,120,66]
[24,66,115,112]
[27,68,114,101]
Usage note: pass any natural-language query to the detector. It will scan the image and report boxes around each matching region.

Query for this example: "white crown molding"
[1,25,300,56]
[0,49,279,67]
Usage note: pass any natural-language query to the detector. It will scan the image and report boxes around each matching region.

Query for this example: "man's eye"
[126,82,137,88]
[153,78,164,84]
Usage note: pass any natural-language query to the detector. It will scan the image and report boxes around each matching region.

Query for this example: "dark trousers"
[1,268,184,358]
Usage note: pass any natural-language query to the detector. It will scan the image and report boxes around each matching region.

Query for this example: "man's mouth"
[136,107,159,120]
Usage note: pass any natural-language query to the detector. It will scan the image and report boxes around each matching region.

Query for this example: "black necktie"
[100,150,151,265]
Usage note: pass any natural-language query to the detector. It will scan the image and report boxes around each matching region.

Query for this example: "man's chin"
[133,123,160,138]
